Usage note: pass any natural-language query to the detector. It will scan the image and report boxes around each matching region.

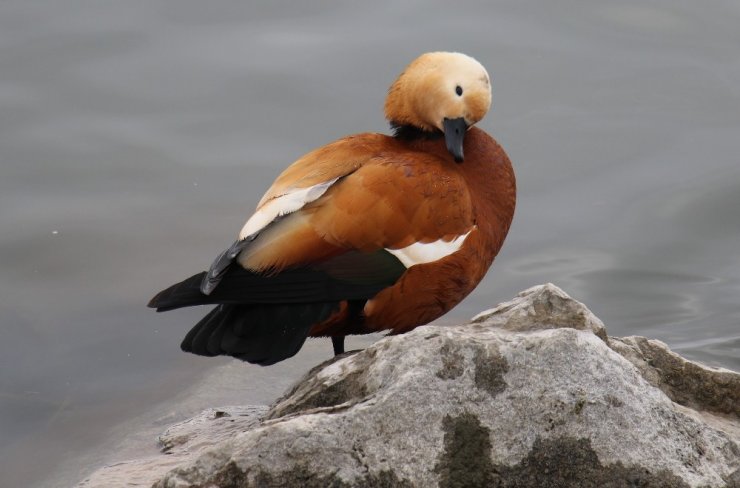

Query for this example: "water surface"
[1,2,739,486]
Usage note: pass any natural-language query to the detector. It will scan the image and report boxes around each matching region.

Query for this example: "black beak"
[443,117,468,163]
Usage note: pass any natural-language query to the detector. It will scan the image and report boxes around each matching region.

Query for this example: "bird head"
[384,52,492,162]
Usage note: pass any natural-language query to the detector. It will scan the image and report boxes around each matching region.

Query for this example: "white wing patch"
[386,228,474,268]
[239,178,339,240]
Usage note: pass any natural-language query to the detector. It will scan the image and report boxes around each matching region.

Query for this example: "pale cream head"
[384,52,492,132]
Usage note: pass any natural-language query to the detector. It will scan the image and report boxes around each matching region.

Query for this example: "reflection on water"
[574,268,711,329]
[1,1,740,487]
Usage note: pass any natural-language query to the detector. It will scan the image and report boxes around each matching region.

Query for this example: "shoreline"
[52,335,383,488]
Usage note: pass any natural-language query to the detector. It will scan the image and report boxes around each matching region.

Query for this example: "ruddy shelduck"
[149,52,516,365]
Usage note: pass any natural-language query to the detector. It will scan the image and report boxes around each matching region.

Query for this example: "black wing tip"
[148,271,209,312]
[148,296,181,313]
[147,292,164,309]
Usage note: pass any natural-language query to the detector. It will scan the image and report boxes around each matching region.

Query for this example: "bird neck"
[459,128,517,257]
[389,122,444,141]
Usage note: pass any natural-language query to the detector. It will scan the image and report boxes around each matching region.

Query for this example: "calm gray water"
[1,1,739,486]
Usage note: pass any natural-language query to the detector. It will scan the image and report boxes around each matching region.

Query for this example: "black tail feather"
[151,249,406,365]
[181,302,340,365]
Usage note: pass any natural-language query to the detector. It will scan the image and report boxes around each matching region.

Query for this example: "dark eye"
[455,85,463,96]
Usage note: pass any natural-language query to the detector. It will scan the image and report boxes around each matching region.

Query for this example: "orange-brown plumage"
[149,52,516,365]
[359,128,515,334]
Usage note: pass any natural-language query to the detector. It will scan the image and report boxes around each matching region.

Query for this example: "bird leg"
[331,335,345,356]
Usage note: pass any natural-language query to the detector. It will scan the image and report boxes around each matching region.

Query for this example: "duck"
[148,52,516,365]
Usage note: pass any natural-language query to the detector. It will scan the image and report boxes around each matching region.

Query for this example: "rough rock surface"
[77,406,266,487]
[81,284,740,488]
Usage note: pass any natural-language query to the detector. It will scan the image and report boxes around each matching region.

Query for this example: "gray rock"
[470,283,608,341]
[77,406,266,488]
[82,284,740,488]
[608,335,740,417]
